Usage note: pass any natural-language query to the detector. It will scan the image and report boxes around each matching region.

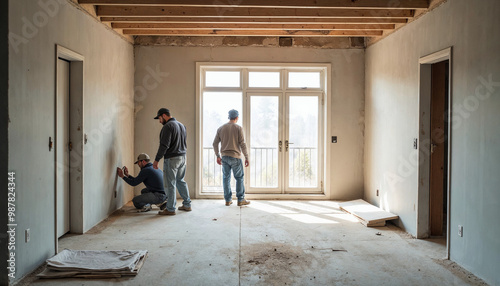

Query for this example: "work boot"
[138,204,152,212]
[225,201,233,206]
[158,209,176,215]
[156,199,167,210]
[237,200,250,206]
[178,205,192,211]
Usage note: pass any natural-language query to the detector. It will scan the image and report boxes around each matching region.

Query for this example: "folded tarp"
[37,249,148,278]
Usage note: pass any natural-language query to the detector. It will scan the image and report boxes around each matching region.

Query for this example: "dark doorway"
[429,60,449,237]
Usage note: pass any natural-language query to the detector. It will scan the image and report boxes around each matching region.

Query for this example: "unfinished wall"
[134,46,365,200]
[365,0,500,284]
[1,1,9,285]
[8,0,134,282]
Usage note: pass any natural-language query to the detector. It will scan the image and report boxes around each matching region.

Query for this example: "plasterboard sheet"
[339,199,398,226]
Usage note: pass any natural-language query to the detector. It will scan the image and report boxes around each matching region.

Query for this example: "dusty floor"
[20,200,488,285]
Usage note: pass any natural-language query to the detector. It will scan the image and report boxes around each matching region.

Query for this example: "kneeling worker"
[117,153,167,212]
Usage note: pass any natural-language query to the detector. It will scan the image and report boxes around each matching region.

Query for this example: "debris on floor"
[339,199,398,227]
[37,249,148,279]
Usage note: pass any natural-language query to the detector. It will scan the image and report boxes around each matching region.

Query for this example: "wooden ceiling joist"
[96,6,415,18]
[112,23,396,30]
[77,0,428,42]
[101,17,409,24]
[81,0,429,9]
[122,29,384,37]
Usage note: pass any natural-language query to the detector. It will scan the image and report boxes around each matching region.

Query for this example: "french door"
[198,63,330,197]
[247,92,323,194]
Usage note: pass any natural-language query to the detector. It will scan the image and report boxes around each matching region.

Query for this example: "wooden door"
[429,61,448,236]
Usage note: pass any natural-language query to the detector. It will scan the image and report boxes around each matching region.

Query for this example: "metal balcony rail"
[202,146,317,190]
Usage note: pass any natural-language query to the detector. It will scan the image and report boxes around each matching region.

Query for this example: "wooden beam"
[80,0,429,9]
[102,17,409,24]
[96,6,415,18]
[122,29,384,36]
[112,22,395,30]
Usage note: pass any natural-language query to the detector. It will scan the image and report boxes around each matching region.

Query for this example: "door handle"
[279,140,282,152]
[49,137,53,151]
[285,140,293,152]
[68,142,73,151]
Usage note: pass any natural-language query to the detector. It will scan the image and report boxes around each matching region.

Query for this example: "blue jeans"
[132,188,167,209]
[163,155,191,212]
[221,156,246,202]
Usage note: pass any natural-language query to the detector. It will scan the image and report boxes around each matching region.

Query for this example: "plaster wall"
[365,0,500,284]
[8,0,134,282]
[1,1,9,285]
[134,46,365,200]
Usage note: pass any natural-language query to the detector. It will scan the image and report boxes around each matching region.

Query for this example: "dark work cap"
[154,108,170,119]
[228,109,239,119]
[134,153,150,164]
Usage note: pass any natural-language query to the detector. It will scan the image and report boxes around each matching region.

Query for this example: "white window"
[196,63,331,199]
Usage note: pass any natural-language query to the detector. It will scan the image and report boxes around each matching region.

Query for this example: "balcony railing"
[202,147,317,191]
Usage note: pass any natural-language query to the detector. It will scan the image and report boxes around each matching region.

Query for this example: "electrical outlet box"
[458,225,463,237]
[25,229,30,243]
[332,136,337,143]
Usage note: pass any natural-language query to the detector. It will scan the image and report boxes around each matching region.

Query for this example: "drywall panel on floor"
[134,46,365,201]
[365,0,500,284]
[8,0,134,282]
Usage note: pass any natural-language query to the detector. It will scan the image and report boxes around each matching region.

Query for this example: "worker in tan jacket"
[212,109,250,206]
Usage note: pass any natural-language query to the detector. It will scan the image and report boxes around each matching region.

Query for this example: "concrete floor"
[24,200,487,286]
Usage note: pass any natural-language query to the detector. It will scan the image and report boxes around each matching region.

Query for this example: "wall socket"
[458,225,463,237]
[25,229,30,243]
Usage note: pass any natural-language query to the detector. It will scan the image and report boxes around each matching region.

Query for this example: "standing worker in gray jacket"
[153,108,192,215]
[213,109,250,206]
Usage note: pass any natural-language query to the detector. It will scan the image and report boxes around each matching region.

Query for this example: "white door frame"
[417,47,453,258]
[55,45,84,252]
[284,91,324,194]
[246,92,283,194]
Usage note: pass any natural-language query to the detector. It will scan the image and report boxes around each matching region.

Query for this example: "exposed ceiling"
[77,0,432,47]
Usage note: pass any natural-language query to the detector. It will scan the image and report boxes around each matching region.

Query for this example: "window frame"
[196,62,332,200]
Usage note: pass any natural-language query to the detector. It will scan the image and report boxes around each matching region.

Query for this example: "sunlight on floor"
[324,213,360,223]
[270,201,336,214]
[248,201,360,224]
[249,201,298,214]
[281,214,339,224]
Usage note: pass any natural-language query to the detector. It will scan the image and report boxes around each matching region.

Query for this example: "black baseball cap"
[154,108,170,119]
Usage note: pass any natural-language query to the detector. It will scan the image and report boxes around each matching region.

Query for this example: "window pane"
[288,96,318,188]
[288,72,321,88]
[202,92,242,192]
[250,96,279,188]
[249,72,280,88]
[205,71,240,87]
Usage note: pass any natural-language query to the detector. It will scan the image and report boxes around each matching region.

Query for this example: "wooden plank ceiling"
[78,0,429,42]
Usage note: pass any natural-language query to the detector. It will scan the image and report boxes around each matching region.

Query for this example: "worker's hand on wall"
[123,166,129,176]
[116,167,124,178]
